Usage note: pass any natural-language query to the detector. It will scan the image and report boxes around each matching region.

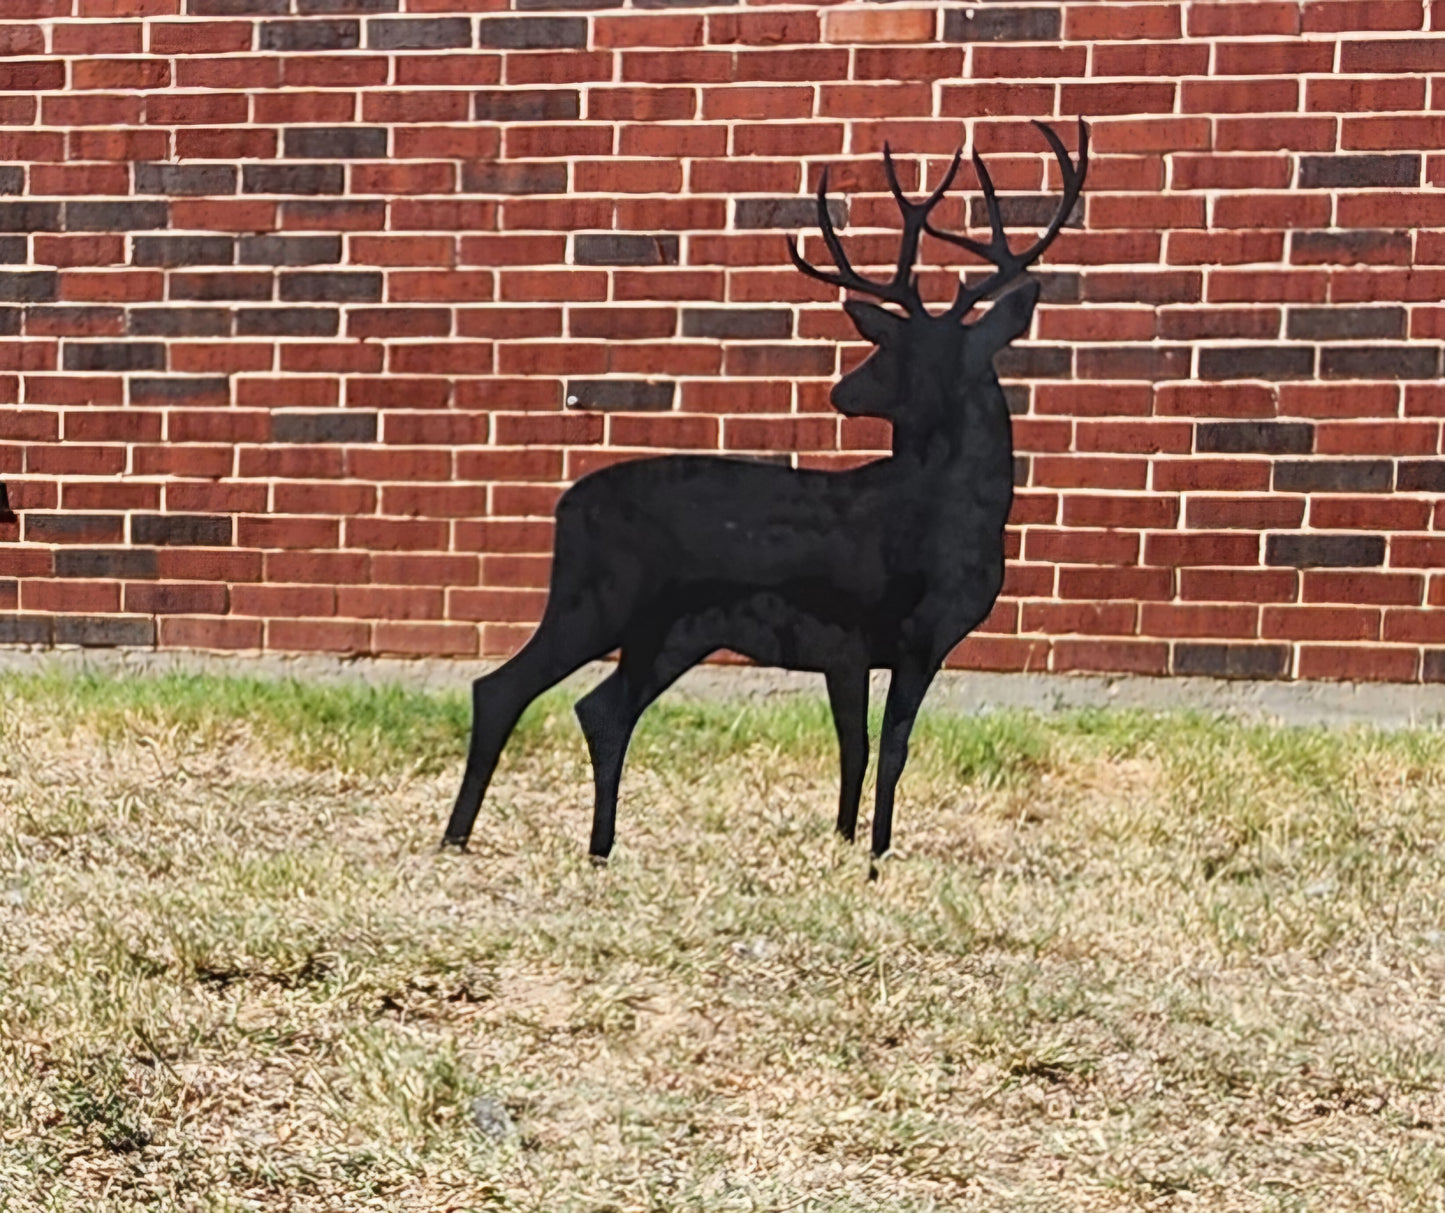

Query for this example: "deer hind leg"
[442,609,617,851]
[575,638,705,864]
[869,656,938,875]
[825,664,870,843]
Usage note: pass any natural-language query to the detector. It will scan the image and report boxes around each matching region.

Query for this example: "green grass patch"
[4,667,1445,1210]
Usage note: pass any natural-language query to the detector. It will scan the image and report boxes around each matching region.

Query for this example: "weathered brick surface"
[1,3,1445,682]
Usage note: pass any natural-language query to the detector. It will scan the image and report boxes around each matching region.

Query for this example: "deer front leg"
[575,668,636,864]
[869,657,936,877]
[575,640,707,864]
[443,619,613,851]
[825,664,869,843]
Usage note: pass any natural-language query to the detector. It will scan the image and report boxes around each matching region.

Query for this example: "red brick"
[1280,383,1400,418]
[1311,497,1432,530]
[394,54,501,87]
[1140,603,1259,639]
[1297,644,1418,681]
[823,7,935,43]
[1093,41,1208,76]
[267,618,369,654]
[1188,2,1301,35]
[1263,606,1380,642]
[1023,528,1140,566]
[945,634,1051,673]
[1065,4,1181,39]
[1185,496,1306,530]
[1053,639,1170,675]
[1303,571,1424,606]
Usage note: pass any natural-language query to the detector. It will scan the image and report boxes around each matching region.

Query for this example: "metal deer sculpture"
[444,119,1088,872]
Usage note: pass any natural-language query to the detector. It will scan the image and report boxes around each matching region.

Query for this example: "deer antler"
[787,145,963,316]
[934,118,1090,320]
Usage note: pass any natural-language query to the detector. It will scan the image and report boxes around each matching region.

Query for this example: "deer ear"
[971,280,1040,353]
[844,299,907,346]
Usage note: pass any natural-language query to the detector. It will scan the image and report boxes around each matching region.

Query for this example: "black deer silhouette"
[443,119,1088,871]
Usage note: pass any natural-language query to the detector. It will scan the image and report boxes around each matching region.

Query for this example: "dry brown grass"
[2,670,1445,1211]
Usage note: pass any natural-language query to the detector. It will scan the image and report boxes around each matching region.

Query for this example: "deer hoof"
[439,835,469,853]
[588,852,610,870]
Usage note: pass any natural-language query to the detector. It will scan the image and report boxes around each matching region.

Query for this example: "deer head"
[788,119,1089,434]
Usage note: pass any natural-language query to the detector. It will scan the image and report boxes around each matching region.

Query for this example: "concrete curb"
[1,646,1444,729]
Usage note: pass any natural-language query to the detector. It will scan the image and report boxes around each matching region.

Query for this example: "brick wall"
[3,1,1445,683]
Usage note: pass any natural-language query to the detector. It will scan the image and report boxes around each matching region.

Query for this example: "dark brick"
[634,0,737,5]
[1292,229,1411,265]
[1423,650,1445,684]
[243,164,345,195]
[25,514,124,544]
[1298,154,1419,189]
[477,16,588,48]
[0,168,23,195]
[134,163,237,196]
[1321,346,1441,380]
[0,615,53,646]
[1273,460,1392,493]
[1398,461,1445,492]
[1265,534,1386,567]
[736,198,848,230]
[273,411,378,443]
[0,203,61,232]
[281,200,387,230]
[64,201,169,231]
[967,193,1084,230]
[994,345,1072,378]
[0,272,57,303]
[1003,383,1029,415]
[279,272,383,302]
[1198,346,1315,380]
[237,307,340,336]
[1285,306,1406,341]
[55,548,158,580]
[1036,271,1080,304]
[283,126,388,159]
[516,0,623,7]
[0,237,24,263]
[567,379,676,411]
[461,162,568,194]
[53,615,156,648]
[682,308,792,339]
[1012,454,1029,486]
[574,233,679,266]
[1174,643,1290,681]
[25,305,123,335]
[63,342,166,372]
[0,307,19,335]
[239,235,343,266]
[133,235,236,267]
[191,0,288,12]
[474,88,581,121]
[944,6,1062,41]
[132,514,233,546]
[259,19,360,50]
[126,583,229,615]
[130,377,231,404]
[171,272,273,302]
[369,17,473,47]
[298,0,398,11]
[1197,421,1314,455]
[129,308,232,337]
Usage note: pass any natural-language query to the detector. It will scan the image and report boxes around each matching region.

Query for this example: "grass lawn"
[2,666,1444,1211]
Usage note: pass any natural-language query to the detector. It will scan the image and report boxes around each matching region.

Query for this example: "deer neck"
[888,373,1013,482]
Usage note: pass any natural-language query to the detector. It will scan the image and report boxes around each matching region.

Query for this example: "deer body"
[443,122,1086,870]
